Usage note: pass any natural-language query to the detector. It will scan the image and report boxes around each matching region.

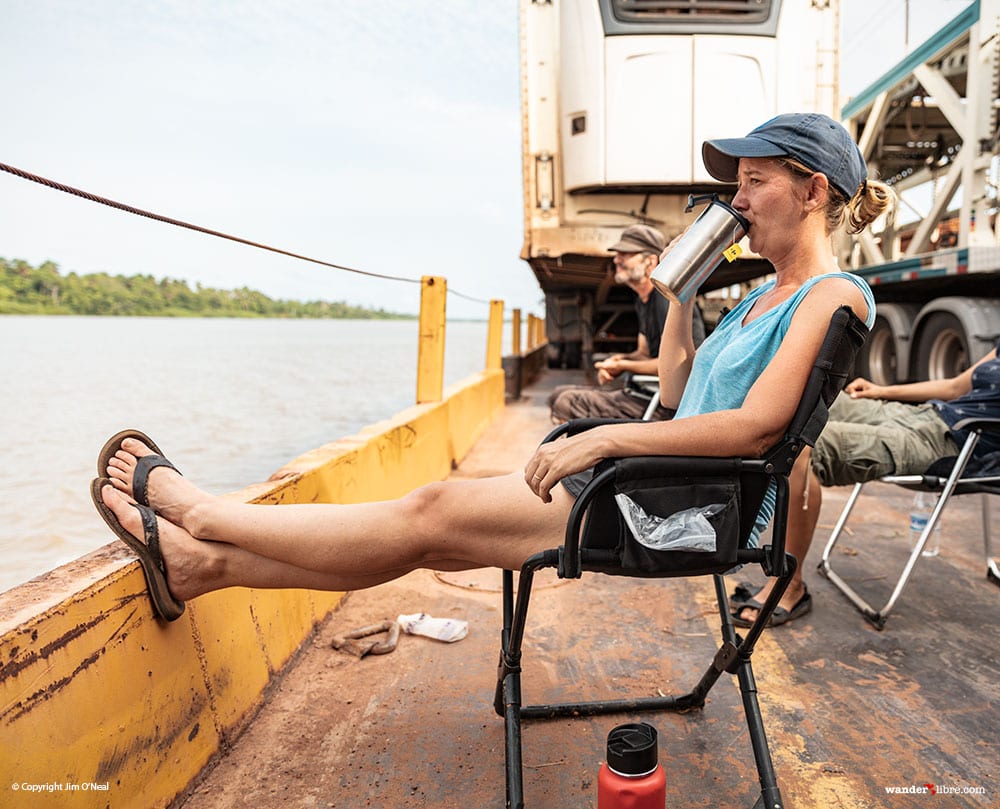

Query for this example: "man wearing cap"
[547,224,705,423]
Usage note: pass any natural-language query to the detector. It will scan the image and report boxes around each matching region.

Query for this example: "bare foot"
[105,437,213,534]
[102,483,218,603]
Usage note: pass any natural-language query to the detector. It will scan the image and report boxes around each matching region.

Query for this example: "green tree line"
[0,257,413,319]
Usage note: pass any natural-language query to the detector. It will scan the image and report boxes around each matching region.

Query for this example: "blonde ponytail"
[844,178,896,234]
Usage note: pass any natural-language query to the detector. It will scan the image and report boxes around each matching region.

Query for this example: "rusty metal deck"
[178,370,998,809]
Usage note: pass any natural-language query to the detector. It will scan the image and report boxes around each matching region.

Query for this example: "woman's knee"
[811,425,895,486]
[398,481,449,531]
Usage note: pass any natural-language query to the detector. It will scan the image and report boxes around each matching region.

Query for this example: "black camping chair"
[818,418,1000,629]
[494,306,869,809]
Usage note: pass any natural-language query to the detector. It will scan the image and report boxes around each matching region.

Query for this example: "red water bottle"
[598,722,666,809]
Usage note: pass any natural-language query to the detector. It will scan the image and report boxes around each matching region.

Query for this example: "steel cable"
[0,160,492,304]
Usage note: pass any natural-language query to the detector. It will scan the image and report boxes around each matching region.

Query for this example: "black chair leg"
[499,561,792,808]
[503,681,524,809]
[497,556,555,809]
[713,571,790,808]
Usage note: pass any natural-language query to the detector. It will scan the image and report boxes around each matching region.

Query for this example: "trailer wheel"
[914,312,970,380]
[855,317,897,385]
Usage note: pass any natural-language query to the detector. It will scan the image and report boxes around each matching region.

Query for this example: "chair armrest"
[952,416,1000,435]
[542,418,645,444]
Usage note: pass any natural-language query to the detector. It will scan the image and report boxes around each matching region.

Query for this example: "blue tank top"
[674,271,876,546]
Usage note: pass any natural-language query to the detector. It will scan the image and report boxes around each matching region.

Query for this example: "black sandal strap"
[133,455,181,507]
[135,503,164,574]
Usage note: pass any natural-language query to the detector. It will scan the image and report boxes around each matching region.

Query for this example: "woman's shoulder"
[803,270,869,290]
[790,274,873,328]
[800,272,874,326]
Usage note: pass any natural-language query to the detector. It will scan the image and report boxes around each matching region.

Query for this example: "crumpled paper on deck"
[397,612,468,643]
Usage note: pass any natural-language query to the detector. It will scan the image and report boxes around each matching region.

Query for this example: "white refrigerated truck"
[520,0,1000,379]
[519,0,839,368]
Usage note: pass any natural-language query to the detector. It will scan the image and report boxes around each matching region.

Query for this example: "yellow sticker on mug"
[723,243,743,262]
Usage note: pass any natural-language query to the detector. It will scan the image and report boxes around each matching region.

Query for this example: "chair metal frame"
[818,416,1000,629]
[621,372,663,420]
[494,306,869,809]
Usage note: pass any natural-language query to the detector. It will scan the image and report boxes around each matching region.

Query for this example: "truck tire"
[914,312,970,380]
[855,316,898,385]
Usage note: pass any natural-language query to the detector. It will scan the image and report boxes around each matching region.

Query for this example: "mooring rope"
[0,160,492,304]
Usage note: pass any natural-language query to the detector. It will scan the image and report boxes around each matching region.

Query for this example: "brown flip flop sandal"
[90,477,185,622]
[731,590,812,628]
[729,580,763,607]
[97,429,182,508]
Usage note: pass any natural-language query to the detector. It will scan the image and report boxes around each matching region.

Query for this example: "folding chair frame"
[494,459,796,809]
[494,306,869,809]
[819,416,1000,629]
[628,373,662,420]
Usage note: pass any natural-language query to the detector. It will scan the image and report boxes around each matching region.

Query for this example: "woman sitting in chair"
[91,113,895,622]
[732,338,1000,627]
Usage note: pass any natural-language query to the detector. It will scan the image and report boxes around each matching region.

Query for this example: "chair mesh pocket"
[613,474,741,575]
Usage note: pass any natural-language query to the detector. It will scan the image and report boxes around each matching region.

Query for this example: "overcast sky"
[0,1,972,318]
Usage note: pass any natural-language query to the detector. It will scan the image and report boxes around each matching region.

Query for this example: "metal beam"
[904,158,963,256]
[856,92,890,161]
[913,63,969,141]
[842,1,979,119]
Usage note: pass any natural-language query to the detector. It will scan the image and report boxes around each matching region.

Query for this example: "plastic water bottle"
[908,492,941,557]
[598,723,666,809]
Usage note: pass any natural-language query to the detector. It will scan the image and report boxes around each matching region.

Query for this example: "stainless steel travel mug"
[650,198,749,304]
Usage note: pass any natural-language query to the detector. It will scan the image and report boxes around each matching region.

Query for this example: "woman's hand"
[524,430,609,503]
[845,377,885,399]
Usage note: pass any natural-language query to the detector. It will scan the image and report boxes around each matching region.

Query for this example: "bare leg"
[100,483,543,600]
[735,449,820,620]
[106,438,575,582]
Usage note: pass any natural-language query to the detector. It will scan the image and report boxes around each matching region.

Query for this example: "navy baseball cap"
[702,112,867,201]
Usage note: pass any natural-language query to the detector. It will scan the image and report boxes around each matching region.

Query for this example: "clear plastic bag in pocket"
[615,494,723,552]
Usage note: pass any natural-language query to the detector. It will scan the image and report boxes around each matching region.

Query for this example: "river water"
[0,316,497,594]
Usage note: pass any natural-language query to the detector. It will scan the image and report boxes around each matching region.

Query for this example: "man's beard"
[615,265,647,285]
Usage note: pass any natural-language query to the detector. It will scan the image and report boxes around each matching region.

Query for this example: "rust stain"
[155,689,209,755]
[1,607,140,724]
[1,611,108,683]
[400,423,418,448]
[2,647,103,724]
[95,744,132,785]
[247,603,275,677]
[187,605,225,744]
[95,689,209,782]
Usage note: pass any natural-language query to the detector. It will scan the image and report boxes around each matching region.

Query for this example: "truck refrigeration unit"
[519,0,840,368]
